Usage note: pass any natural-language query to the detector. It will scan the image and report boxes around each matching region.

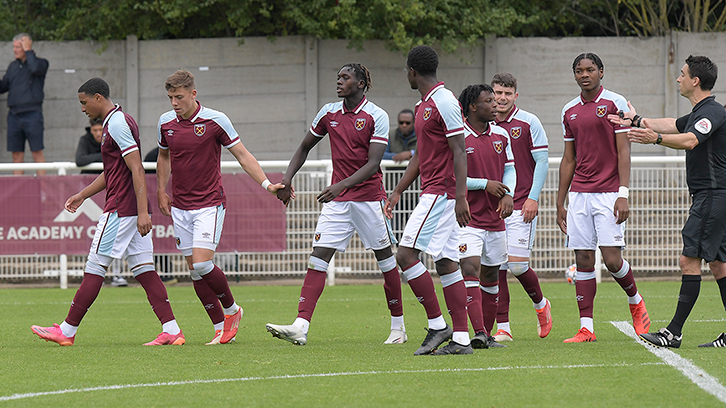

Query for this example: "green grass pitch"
[1,280,725,407]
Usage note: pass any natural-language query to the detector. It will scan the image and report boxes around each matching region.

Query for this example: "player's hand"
[627,127,658,145]
[384,192,401,219]
[485,181,510,198]
[608,101,638,126]
[137,213,152,237]
[392,151,412,162]
[64,194,85,213]
[522,198,539,223]
[497,195,514,219]
[266,182,287,196]
[455,197,471,227]
[556,205,568,234]
[157,191,172,217]
[613,197,629,224]
[276,182,294,206]
[317,183,345,203]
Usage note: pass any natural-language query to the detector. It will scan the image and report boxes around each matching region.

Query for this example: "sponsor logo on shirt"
[466,146,475,154]
[570,113,577,121]
[493,140,503,154]
[596,105,607,118]
[167,129,174,136]
[194,123,206,136]
[510,127,522,139]
[355,118,366,130]
[423,107,432,121]
[330,121,339,128]
[695,118,712,134]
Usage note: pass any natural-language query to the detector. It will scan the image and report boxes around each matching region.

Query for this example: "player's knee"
[308,256,329,273]
[509,261,529,276]
[84,260,107,277]
[130,263,155,277]
[192,260,214,276]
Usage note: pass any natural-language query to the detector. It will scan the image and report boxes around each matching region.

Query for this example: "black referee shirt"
[675,95,726,192]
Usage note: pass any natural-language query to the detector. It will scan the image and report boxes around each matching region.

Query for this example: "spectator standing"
[0,33,49,175]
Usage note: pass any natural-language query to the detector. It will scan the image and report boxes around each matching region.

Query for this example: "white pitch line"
[611,320,726,404]
[0,362,665,402]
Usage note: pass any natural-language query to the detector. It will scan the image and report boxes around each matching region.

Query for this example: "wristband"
[261,179,272,190]
[631,115,641,128]
[618,186,629,199]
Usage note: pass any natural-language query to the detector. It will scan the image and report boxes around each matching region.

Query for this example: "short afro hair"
[78,78,110,99]
[407,45,439,76]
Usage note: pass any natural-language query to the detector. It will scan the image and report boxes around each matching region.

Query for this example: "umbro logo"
[416,296,425,303]
[167,129,174,136]
[570,113,577,120]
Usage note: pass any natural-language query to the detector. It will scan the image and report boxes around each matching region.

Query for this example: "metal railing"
[0,157,689,287]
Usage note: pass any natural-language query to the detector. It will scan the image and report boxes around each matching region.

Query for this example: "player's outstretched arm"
[317,141,385,203]
[65,172,106,213]
[277,131,321,205]
[228,142,286,195]
[614,131,631,224]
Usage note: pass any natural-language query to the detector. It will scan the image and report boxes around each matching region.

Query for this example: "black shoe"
[470,331,489,349]
[698,332,726,347]
[432,340,473,355]
[486,335,507,348]
[414,325,453,355]
[640,328,682,348]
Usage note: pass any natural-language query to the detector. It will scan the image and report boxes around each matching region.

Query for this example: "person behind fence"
[266,63,407,347]
[457,83,515,350]
[1,33,49,176]
[490,72,552,343]
[75,118,103,174]
[384,108,419,240]
[610,55,726,348]
[384,45,473,355]
[557,52,650,343]
[31,77,184,346]
[157,70,283,345]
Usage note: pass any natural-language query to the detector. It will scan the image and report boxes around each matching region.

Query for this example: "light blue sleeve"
[528,150,549,201]
[466,177,488,190]
[107,112,138,156]
[503,163,516,197]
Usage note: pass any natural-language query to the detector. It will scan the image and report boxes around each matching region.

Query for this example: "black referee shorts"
[682,189,726,263]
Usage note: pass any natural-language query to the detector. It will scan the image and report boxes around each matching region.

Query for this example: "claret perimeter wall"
[0,33,724,165]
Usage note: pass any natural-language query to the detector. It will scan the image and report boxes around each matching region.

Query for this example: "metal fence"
[0,157,689,286]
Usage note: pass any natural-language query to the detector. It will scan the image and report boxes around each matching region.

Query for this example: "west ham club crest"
[596,105,607,118]
[194,123,206,136]
[423,107,432,121]
[355,118,366,131]
[510,127,522,139]
[493,140,503,154]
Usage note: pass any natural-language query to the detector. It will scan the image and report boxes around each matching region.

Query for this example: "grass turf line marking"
[0,362,665,402]
[611,320,726,404]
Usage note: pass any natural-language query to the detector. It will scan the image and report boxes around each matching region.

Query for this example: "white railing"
[0,157,689,287]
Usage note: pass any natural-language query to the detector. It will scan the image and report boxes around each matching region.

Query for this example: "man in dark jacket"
[75,118,103,174]
[0,33,49,175]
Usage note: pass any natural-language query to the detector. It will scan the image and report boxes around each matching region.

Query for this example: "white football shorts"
[399,193,459,262]
[89,211,153,267]
[504,210,537,258]
[171,205,225,256]
[313,200,395,252]
[566,191,625,250]
[458,226,508,266]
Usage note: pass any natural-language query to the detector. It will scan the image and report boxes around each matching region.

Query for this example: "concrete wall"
[0,33,722,167]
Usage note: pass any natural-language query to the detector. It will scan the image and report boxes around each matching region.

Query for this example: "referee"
[611,55,726,348]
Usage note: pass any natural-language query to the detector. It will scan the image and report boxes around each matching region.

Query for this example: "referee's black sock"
[667,274,701,337]
[716,276,726,313]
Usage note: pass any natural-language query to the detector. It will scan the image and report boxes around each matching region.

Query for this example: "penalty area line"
[611,320,726,404]
[0,362,664,402]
